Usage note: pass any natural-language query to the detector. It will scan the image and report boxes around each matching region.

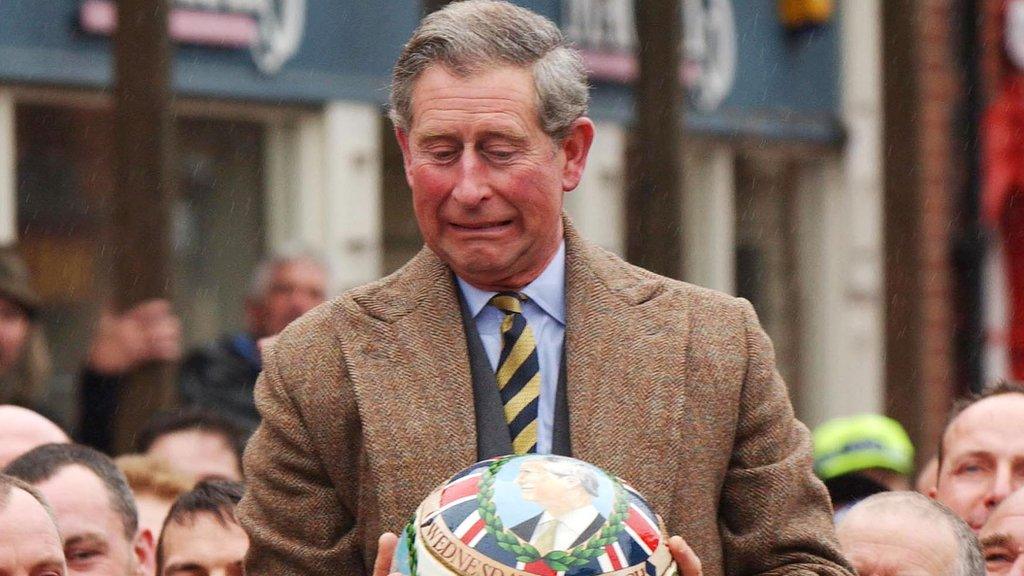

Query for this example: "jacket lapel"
[563,222,690,511]
[347,249,478,525]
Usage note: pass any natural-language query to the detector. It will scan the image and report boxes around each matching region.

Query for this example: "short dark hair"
[135,409,244,467]
[937,380,1024,481]
[156,480,244,572]
[3,443,139,538]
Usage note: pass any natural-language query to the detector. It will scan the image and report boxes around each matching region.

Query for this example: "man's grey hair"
[539,456,599,497]
[389,0,589,141]
[840,492,984,576]
[247,243,330,300]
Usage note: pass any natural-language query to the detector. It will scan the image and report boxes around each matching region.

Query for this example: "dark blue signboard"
[0,0,841,142]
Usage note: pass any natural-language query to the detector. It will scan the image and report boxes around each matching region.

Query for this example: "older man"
[238,2,849,576]
[178,248,328,437]
[979,489,1024,576]
[4,444,155,576]
[0,472,67,576]
[837,491,983,576]
[929,381,1024,531]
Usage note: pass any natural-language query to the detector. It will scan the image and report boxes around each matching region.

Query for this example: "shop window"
[16,103,265,422]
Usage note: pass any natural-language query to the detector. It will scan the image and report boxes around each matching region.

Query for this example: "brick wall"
[882,0,961,463]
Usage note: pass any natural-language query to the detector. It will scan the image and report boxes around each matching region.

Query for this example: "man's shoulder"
[269,248,449,359]
[573,237,747,318]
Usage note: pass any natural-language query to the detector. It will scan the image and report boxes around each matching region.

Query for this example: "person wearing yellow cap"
[813,414,915,520]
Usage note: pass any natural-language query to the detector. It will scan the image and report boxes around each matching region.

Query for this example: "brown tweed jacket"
[238,222,853,576]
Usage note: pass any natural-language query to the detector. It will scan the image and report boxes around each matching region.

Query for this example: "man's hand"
[86,299,183,375]
[372,532,400,576]
[668,535,703,576]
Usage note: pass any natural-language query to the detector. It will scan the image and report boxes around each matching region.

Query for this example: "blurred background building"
[0,0,1006,461]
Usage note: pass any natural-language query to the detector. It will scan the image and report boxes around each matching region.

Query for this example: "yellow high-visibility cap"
[813,414,914,480]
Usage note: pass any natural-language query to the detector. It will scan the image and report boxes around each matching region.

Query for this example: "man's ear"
[395,127,413,176]
[560,117,595,193]
[133,528,157,576]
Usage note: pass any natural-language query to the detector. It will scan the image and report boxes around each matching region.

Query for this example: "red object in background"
[1001,192,1024,379]
[985,77,1024,379]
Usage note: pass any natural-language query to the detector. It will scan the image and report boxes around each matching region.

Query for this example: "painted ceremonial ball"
[392,454,677,576]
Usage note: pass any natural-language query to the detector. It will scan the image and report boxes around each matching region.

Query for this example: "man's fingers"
[669,535,702,576]
[373,532,399,576]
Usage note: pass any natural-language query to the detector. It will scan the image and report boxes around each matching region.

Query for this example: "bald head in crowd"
[979,489,1024,576]
[837,491,984,576]
[0,405,69,467]
[0,472,67,576]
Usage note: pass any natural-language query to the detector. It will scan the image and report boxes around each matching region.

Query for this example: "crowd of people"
[0,247,326,575]
[2,1,1024,576]
[1,377,1023,576]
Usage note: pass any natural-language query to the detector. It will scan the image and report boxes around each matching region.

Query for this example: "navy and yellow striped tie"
[490,292,540,454]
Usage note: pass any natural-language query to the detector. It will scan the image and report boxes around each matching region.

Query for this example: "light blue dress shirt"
[455,241,566,455]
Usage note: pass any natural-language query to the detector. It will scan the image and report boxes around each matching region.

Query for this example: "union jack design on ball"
[393,455,677,576]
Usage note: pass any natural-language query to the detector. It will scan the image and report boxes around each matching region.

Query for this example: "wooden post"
[629,0,684,280]
[112,0,176,453]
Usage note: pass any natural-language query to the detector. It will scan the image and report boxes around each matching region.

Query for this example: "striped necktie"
[489,292,540,454]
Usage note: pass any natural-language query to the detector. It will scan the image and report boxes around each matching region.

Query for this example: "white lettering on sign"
[79,0,305,75]
[562,0,736,111]
[250,0,306,74]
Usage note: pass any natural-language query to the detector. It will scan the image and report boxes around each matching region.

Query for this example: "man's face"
[247,260,327,339]
[396,65,593,291]
[0,297,30,376]
[980,490,1024,576]
[158,513,248,576]
[515,461,572,510]
[0,486,66,576]
[35,465,152,576]
[838,511,957,576]
[146,431,241,482]
[933,394,1024,531]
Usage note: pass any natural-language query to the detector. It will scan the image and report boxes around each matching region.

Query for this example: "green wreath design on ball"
[476,456,630,572]
[405,516,419,576]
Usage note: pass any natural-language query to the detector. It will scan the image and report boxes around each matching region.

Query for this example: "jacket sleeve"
[718,300,854,576]
[237,338,365,575]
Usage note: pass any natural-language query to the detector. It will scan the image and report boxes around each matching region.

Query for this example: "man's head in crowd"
[813,414,914,517]
[245,249,328,340]
[135,410,243,482]
[837,491,984,576]
[0,248,51,408]
[980,488,1024,576]
[0,472,66,576]
[3,444,155,576]
[390,0,594,292]
[156,480,246,576]
[931,381,1024,531]
[115,455,194,541]
[0,405,69,468]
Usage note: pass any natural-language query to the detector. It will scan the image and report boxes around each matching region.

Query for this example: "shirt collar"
[538,503,601,531]
[455,241,566,325]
